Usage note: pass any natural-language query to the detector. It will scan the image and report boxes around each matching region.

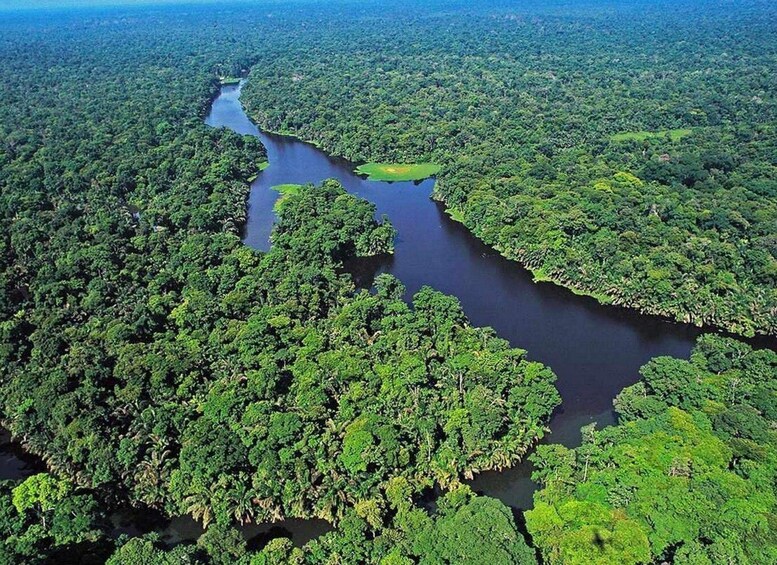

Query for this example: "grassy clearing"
[271,184,303,211]
[446,207,465,223]
[273,183,302,196]
[532,267,614,304]
[355,162,440,181]
[248,163,270,183]
[531,267,553,283]
[611,129,693,142]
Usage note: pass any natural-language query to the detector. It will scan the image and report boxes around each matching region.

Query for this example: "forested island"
[0,1,775,564]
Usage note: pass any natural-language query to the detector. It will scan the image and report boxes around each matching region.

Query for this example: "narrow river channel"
[2,81,767,551]
[204,82,709,511]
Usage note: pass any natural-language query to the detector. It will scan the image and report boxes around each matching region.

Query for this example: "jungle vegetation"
[527,335,777,565]
[0,3,559,562]
[240,0,777,337]
[0,1,775,564]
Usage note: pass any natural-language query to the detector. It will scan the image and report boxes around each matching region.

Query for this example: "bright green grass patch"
[568,285,614,304]
[611,129,693,142]
[355,162,441,181]
[532,267,614,304]
[219,77,242,86]
[248,163,269,183]
[271,184,304,211]
[531,267,553,283]
[272,184,302,196]
[446,207,465,223]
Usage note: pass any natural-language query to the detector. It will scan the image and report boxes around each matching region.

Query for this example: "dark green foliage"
[410,494,536,564]
[167,180,558,527]
[240,1,777,336]
[0,7,265,521]
[1,2,774,564]
[107,535,205,565]
[0,8,559,562]
[526,336,777,564]
[0,475,111,564]
[278,484,536,564]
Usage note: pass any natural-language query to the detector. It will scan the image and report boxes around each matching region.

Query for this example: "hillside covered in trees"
[241,0,777,337]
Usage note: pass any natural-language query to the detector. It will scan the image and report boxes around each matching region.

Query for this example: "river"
[0,81,759,549]
[204,82,711,510]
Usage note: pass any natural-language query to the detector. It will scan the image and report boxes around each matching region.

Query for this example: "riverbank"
[239,78,776,339]
[208,82,710,511]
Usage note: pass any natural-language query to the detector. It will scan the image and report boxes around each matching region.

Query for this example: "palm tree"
[226,476,257,525]
[185,486,214,528]
[134,442,171,508]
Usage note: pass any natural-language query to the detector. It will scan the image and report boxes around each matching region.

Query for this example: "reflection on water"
[205,83,706,509]
[0,429,45,480]
[108,507,333,547]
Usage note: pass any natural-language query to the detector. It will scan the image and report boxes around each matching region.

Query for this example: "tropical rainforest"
[241,0,777,337]
[527,336,777,564]
[0,1,775,564]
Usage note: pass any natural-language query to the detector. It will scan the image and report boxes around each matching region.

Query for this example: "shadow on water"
[109,511,332,548]
[3,81,772,552]
[205,82,775,516]
[0,433,331,551]
[0,429,46,481]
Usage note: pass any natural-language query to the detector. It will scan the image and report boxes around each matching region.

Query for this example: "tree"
[12,474,71,529]
[526,336,777,565]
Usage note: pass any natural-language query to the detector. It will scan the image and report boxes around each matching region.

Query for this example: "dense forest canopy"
[241,0,777,337]
[0,1,775,563]
[527,336,777,564]
[0,3,560,562]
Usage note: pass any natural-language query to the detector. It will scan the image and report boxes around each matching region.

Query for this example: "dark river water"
[0,82,768,549]
[204,83,703,503]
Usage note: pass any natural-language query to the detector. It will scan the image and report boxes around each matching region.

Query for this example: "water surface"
[205,83,708,509]
[0,82,765,549]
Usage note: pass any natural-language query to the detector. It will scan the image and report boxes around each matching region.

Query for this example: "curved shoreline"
[239,89,775,340]
[209,82,700,506]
